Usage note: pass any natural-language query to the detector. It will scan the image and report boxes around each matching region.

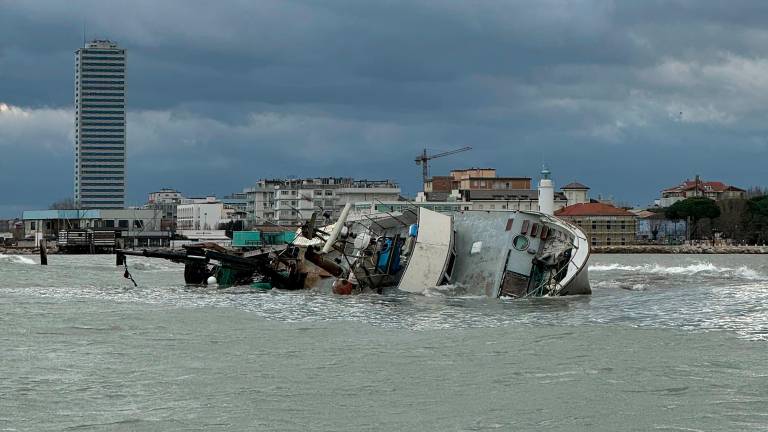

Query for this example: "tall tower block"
[74,40,126,209]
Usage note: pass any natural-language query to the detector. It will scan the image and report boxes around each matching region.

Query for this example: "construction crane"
[415,146,472,186]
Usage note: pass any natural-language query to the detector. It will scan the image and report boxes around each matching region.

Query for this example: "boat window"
[530,223,539,237]
[513,235,529,251]
[521,220,529,234]
[540,225,549,239]
[505,218,514,231]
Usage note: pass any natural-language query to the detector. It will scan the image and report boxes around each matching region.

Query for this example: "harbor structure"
[74,40,127,209]
[538,166,554,215]
[555,202,638,246]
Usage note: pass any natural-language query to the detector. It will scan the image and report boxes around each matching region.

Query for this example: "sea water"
[0,254,766,431]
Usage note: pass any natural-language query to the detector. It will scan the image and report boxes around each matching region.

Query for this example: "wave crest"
[589,262,766,280]
[0,254,36,265]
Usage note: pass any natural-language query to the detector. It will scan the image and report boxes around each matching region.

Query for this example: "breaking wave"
[0,254,36,265]
[131,261,176,271]
[589,262,767,280]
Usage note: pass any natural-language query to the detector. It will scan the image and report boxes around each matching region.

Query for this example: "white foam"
[589,263,642,272]
[0,254,36,265]
[590,262,767,280]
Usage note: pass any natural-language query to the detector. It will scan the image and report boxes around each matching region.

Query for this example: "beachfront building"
[22,209,162,235]
[555,202,638,246]
[659,176,746,207]
[176,197,225,231]
[21,208,170,248]
[420,167,573,212]
[243,178,401,226]
[144,188,186,230]
[632,210,687,244]
[561,182,590,205]
[243,180,281,225]
[424,168,531,195]
[74,40,127,209]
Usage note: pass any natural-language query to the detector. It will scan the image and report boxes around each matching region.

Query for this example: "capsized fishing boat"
[116,203,590,298]
[294,204,590,297]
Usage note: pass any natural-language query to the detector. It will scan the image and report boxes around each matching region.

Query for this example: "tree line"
[664,195,768,244]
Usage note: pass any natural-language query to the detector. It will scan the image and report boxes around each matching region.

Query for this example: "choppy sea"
[1,253,766,431]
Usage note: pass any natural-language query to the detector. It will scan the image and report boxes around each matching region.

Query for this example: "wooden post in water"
[39,238,48,266]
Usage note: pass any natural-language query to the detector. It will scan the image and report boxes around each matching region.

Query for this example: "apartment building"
[244,178,400,226]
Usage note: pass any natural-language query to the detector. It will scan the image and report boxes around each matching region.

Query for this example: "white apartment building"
[177,197,224,230]
[148,188,184,204]
[74,40,127,209]
[244,178,401,226]
[145,188,186,230]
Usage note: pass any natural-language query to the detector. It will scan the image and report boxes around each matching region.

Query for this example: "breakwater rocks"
[593,245,768,254]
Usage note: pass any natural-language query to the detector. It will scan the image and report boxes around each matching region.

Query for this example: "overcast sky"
[1,0,767,217]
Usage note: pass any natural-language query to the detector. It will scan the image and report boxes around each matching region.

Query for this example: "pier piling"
[39,239,48,266]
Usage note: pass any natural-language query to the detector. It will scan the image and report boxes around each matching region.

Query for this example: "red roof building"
[556,203,637,246]
[660,177,745,207]
[555,202,636,217]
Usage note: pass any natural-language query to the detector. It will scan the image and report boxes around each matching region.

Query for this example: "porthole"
[513,235,529,251]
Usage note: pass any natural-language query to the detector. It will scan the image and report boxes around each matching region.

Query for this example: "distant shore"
[593,245,768,254]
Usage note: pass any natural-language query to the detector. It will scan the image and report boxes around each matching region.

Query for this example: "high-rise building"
[74,40,126,209]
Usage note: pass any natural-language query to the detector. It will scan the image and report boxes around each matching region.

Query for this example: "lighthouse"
[538,165,554,215]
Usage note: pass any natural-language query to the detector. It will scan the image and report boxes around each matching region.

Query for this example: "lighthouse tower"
[538,165,554,215]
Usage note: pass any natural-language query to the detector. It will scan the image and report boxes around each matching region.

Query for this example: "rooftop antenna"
[82,21,86,46]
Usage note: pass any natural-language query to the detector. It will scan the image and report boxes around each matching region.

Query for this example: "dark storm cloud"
[1,0,767,216]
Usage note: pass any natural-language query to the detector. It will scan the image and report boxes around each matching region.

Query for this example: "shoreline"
[592,245,768,254]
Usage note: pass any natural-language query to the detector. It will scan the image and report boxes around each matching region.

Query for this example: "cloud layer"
[1,1,768,216]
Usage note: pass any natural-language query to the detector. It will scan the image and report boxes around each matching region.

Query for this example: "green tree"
[665,197,721,240]
[744,196,768,244]
[747,195,768,217]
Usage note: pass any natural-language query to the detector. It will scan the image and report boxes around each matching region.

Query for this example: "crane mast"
[414,146,472,187]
